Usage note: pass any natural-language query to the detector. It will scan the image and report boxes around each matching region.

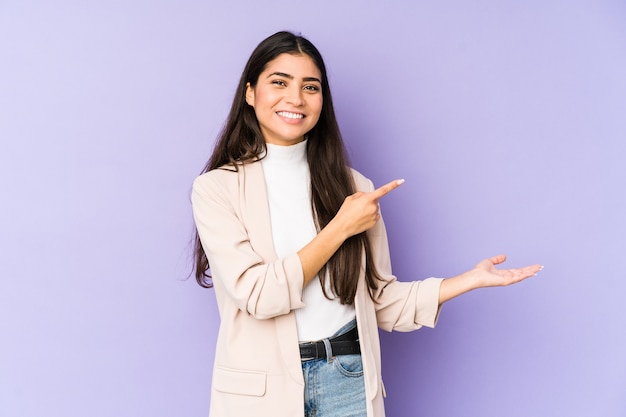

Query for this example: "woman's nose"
[285,87,304,105]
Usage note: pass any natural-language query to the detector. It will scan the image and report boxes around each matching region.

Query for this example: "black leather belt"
[299,326,360,360]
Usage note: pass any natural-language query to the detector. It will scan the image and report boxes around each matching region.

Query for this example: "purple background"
[1,1,625,416]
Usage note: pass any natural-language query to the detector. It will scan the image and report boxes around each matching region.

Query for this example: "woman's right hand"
[297,179,404,286]
[332,179,405,239]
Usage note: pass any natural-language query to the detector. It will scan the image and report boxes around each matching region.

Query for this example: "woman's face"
[246,53,323,146]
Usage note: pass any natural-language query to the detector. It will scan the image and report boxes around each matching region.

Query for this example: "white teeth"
[277,111,304,119]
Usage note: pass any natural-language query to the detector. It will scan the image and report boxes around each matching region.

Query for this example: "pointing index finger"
[371,179,405,200]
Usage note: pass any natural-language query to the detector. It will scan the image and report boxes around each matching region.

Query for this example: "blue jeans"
[301,320,366,417]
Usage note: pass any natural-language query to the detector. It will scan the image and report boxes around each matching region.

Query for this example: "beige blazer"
[191,161,442,417]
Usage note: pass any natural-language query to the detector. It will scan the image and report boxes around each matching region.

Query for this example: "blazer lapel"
[239,162,305,386]
[239,162,275,259]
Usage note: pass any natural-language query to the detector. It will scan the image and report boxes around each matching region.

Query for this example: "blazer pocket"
[213,366,267,397]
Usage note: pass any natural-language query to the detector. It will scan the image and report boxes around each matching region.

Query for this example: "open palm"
[472,254,542,288]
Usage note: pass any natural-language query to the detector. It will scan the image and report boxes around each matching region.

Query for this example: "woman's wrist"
[438,271,480,304]
[324,216,351,242]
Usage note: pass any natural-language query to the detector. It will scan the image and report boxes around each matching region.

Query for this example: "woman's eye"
[304,85,320,92]
[272,80,287,87]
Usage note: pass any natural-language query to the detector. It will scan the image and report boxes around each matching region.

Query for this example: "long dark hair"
[194,31,382,304]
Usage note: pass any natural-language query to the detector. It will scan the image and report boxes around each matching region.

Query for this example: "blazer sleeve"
[191,171,305,320]
[355,173,443,332]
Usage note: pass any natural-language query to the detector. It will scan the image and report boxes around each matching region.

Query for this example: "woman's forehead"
[261,53,322,79]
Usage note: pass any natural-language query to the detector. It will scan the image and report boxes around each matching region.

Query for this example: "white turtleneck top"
[261,140,356,342]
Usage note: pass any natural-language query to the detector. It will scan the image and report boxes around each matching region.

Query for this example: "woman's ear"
[245,82,254,106]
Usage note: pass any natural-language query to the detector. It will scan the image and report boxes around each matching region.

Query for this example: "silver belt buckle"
[299,341,319,361]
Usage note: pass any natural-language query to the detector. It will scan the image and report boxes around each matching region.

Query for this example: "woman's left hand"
[438,255,542,304]
[469,254,542,288]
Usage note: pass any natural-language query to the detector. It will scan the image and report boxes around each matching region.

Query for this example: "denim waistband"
[331,318,357,338]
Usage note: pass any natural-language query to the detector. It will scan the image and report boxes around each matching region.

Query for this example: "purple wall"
[1,1,625,416]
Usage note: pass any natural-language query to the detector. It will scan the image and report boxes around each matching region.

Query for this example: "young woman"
[191,31,541,417]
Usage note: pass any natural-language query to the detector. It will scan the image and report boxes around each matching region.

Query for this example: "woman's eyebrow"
[267,72,321,83]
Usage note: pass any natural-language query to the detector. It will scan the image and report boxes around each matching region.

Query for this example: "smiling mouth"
[276,111,304,119]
